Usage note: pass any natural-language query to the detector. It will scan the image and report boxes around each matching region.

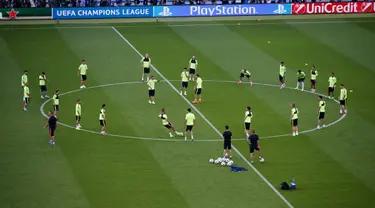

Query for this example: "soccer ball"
[221,162,226,166]
[260,158,265,163]
[209,158,214,164]
[214,159,220,164]
[217,157,222,163]
[227,161,234,166]
[178,132,184,136]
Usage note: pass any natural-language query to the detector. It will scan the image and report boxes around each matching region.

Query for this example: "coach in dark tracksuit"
[248,129,263,164]
[223,125,232,159]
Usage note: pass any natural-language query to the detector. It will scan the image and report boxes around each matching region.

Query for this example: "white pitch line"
[112,26,295,208]
[1,19,375,30]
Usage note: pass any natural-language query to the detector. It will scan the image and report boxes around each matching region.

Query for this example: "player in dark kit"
[222,125,232,159]
[44,111,58,146]
[247,130,264,164]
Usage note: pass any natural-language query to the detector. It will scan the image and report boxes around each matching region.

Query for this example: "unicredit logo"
[292,2,375,15]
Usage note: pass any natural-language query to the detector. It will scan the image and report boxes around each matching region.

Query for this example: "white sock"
[301,82,304,89]
[169,132,173,136]
[191,135,194,140]
[345,109,347,113]
[246,133,249,137]
[296,82,300,88]
[340,110,343,114]
[296,131,299,135]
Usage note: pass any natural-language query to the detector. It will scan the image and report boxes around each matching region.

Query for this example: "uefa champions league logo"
[158,7,172,17]
[273,4,287,14]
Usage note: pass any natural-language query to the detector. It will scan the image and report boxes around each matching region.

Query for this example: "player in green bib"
[290,103,299,136]
[23,83,31,112]
[39,72,49,99]
[78,60,88,89]
[192,74,203,104]
[52,90,60,116]
[99,104,107,135]
[188,56,198,81]
[295,70,306,91]
[140,54,151,82]
[21,70,28,88]
[147,76,159,104]
[238,69,252,86]
[180,68,189,96]
[184,108,196,141]
[75,99,82,130]
[279,62,287,89]
[310,65,318,93]
[339,84,348,115]
[328,72,337,99]
[158,108,183,138]
[316,96,326,129]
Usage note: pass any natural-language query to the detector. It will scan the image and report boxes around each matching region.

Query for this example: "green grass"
[1,17,375,208]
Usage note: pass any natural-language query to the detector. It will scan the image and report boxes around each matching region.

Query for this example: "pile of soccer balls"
[209,156,234,167]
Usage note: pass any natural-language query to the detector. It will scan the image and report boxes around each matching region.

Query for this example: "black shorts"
[329,87,334,93]
[54,105,59,112]
[311,79,316,85]
[298,78,305,82]
[81,75,87,81]
[144,67,150,74]
[279,75,285,82]
[189,68,196,75]
[182,81,188,88]
[319,112,325,120]
[164,124,172,129]
[149,89,155,97]
[186,125,193,132]
[195,88,202,95]
[291,119,298,127]
[40,85,47,92]
[49,127,55,137]
[244,122,251,130]
[100,120,106,127]
[250,145,260,153]
[240,73,251,79]
[224,141,232,150]
[340,99,346,106]
[76,116,81,121]
[24,97,29,104]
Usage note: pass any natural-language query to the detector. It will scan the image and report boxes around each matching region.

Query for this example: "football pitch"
[1,16,375,208]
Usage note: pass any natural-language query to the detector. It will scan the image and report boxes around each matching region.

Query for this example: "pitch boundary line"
[2,19,375,30]
[39,79,345,143]
[112,26,295,207]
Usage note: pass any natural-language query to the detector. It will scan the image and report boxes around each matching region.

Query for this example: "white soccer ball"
[227,161,234,166]
[209,158,214,164]
[179,132,184,136]
[214,159,220,164]
[224,158,230,163]
[260,158,265,163]
[221,162,226,166]
[217,157,222,162]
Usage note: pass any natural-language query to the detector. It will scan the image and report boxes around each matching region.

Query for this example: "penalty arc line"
[39,79,346,142]
[111,26,295,208]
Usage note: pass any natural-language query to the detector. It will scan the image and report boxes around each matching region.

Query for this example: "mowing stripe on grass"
[40,80,345,143]
[111,26,294,208]
[1,19,375,30]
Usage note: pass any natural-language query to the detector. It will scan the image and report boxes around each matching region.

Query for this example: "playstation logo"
[273,4,287,14]
[158,7,172,17]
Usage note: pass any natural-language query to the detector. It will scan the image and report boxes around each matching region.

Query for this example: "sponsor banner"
[0,8,51,18]
[52,7,153,19]
[154,4,291,17]
[292,2,375,15]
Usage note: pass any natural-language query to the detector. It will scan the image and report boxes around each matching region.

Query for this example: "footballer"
[39,72,49,99]
[140,53,151,82]
[238,69,252,86]
[316,96,326,129]
[244,106,253,137]
[184,108,196,141]
[188,56,198,81]
[310,65,318,93]
[78,60,88,89]
[290,103,299,136]
[23,83,31,112]
[147,76,159,104]
[192,74,203,104]
[339,84,348,115]
[75,99,82,130]
[279,62,286,89]
[295,70,306,91]
[99,104,107,135]
[180,68,189,96]
[158,108,183,138]
[328,73,337,99]
[21,70,28,88]
[52,90,60,116]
